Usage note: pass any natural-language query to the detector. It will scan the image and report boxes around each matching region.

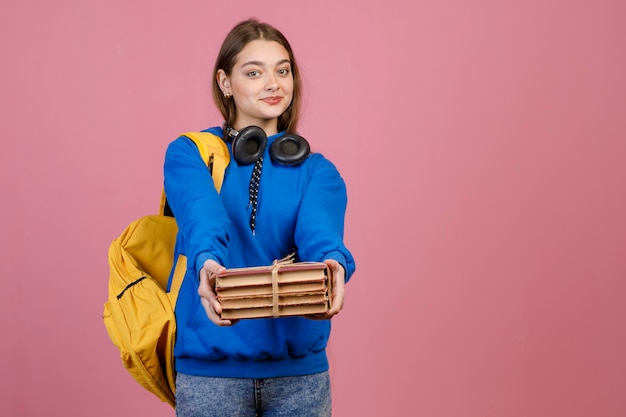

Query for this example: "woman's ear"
[216,69,231,95]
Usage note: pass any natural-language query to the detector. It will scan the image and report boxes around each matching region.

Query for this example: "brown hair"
[212,18,302,133]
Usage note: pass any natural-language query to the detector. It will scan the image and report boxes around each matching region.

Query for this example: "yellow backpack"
[102,132,229,408]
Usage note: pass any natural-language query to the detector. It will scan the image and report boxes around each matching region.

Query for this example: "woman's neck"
[234,119,278,136]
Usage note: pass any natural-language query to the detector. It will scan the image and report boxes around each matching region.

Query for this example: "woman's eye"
[278,68,290,76]
[247,70,260,77]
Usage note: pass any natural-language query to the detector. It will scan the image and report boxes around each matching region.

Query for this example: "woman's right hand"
[198,259,238,326]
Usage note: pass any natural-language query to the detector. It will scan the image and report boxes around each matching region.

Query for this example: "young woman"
[164,18,356,416]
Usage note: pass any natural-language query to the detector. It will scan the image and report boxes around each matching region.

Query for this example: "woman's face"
[218,40,294,135]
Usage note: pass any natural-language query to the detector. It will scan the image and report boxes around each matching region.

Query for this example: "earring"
[224,92,232,99]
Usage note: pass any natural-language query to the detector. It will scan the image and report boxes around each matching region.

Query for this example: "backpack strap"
[182,132,230,192]
[159,132,230,215]
[167,253,188,302]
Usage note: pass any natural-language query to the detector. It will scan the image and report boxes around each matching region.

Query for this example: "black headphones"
[224,125,310,166]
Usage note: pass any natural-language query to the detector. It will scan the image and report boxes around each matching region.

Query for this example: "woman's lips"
[261,96,282,105]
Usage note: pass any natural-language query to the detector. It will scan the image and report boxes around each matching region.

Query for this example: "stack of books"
[215,261,332,319]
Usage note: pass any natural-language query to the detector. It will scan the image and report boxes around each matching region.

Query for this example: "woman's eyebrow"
[241,59,291,68]
[241,60,264,68]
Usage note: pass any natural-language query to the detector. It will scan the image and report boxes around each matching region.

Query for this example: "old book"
[216,280,327,298]
[215,263,327,288]
[219,292,329,309]
[221,303,329,320]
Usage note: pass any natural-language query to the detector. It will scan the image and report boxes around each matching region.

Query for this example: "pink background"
[1,1,625,416]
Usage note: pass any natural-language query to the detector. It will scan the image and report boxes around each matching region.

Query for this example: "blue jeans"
[175,371,331,417]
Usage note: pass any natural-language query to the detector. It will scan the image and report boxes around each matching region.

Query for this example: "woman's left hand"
[308,259,346,320]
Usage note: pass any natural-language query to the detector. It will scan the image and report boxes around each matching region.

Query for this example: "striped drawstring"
[248,157,263,234]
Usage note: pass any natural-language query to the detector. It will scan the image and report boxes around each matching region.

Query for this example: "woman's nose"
[265,74,278,91]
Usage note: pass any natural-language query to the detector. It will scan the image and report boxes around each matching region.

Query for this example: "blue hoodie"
[164,126,356,378]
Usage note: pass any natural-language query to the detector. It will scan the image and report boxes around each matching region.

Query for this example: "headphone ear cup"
[270,134,310,165]
[232,126,267,165]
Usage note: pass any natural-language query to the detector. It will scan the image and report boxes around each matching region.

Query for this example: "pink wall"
[1,1,625,416]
